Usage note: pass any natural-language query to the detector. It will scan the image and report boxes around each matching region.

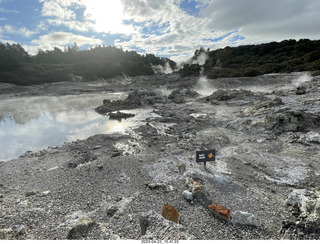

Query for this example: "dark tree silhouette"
[0,43,177,85]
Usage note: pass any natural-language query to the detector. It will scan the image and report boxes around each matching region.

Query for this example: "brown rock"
[208,204,231,222]
[161,204,179,224]
[187,180,204,193]
[177,163,186,173]
[25,190,40,197]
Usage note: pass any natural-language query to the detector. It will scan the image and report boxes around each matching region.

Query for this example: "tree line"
[0,42,176,85]
[2,39,320,85]
[180,39,320,78]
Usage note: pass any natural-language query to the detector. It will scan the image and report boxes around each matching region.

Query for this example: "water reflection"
[0,93,126,125]
[0,93,130,161]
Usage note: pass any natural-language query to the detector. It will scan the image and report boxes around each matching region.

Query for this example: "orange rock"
[161,204,180,223]
[208,204,231,221]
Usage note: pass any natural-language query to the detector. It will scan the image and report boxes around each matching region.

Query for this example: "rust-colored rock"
[208,204,231,222]
[161,204,179,224]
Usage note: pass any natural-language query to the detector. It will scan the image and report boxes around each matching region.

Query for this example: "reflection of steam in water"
[66,118,131,142]
[0,109,137,161]
[0,92,126,125]
[0,93,157,161]
[0,110,97,161]
[0,93,133,161]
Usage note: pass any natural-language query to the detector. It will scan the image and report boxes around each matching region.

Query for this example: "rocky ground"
[0,72,320,240]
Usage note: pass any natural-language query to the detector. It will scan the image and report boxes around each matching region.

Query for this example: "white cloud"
[38,0,88,32]
[32,0,320,63]
[38,0,84,9]
[0,7,19,14]
[110,0,232,62]
[38,0,135,35]
[22,44,40,55]
[47,19,90,32]
[117,0,320,62]
[30,31,103,51]
[199,0,320,43]
[35,0,223,62]
[40,1,76,20]
[2,25,36,37]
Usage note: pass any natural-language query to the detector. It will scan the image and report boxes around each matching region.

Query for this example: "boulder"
[102,192,139,217]
[285,131,320,144]
[67,152,97,168]
[145,182,174,192]
[108,111,135,121]
[67,217,95,240]
[96,90,168,114]
[205,89,263,102]
[231,211,260,227]
[168,88,199,103]
[281,189,320,238]
[140,210,195,240]
[296,85,307,95]
[264,109,320,134]
[182,190,193,201]
[302,131,320,144]
[285,189,308,213]
[242,97,284,116]
[304,198,320,232]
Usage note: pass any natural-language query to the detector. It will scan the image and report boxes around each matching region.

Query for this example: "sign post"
[196,150,216,168]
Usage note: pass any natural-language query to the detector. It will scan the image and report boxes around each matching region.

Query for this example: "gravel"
[1,72,320,240]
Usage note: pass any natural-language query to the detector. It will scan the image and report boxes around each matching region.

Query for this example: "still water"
[0,92,131,161]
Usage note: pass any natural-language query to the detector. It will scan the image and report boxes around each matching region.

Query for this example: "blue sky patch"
[0,0,318,63]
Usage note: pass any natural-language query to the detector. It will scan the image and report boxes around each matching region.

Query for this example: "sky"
[0,0,320,63]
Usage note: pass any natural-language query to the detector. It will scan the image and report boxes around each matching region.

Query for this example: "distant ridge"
[0,43,176,86]
[180,39,320,78]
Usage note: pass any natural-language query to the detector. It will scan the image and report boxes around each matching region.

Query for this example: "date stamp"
[141,240,179,244]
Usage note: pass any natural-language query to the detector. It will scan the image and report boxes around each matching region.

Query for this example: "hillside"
[180,39,320,78]
[0,43,176,86]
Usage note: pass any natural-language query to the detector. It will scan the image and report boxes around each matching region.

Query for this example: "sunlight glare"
[107,120,130,133]
[84,0,131,34]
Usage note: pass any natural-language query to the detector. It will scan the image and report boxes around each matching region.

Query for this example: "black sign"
[196,150,216,163]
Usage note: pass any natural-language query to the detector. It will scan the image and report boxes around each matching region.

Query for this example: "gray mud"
[0,72,320,240]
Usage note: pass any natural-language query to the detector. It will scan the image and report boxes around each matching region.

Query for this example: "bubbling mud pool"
[0,92,149,161]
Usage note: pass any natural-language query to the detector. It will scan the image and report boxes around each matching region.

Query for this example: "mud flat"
[0,72,320,240]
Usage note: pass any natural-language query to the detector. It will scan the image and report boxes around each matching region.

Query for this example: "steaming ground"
[195,72,314,95]
[0,72,320,240]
